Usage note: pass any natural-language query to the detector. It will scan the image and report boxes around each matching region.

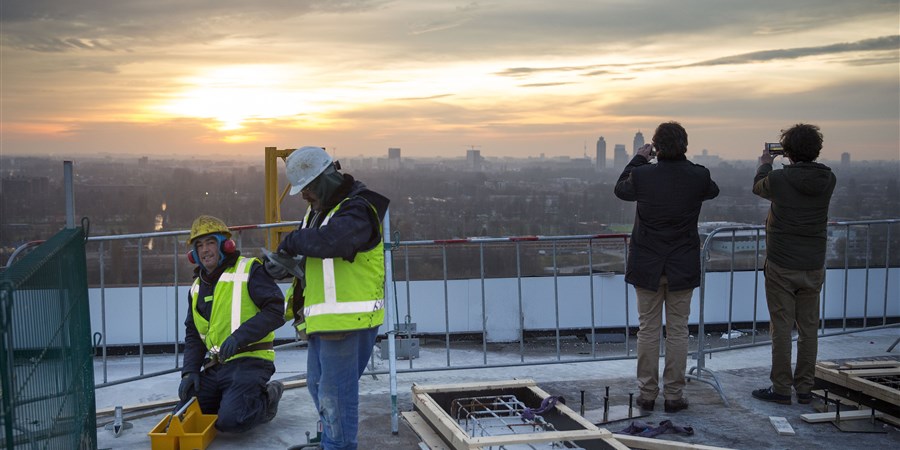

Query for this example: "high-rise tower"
[614,144,628,169]
[388,147,401,171]
[633,131,645,155]
[596,136,607,170]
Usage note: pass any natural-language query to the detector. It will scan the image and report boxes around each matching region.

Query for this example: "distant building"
[841,152,850,168]
[633,131,644,155]
[693,149,723,167]
[466,149,483,171]
[595,136,607,170]
[614,144,628,170]
[388,147,401,171]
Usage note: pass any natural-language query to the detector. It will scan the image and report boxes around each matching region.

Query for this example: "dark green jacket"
[753,161,836,270]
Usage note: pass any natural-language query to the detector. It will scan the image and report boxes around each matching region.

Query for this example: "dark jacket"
[278,176,390,261]
[182,251,286,375]
[753,161,836,270]
[614,155,720,291]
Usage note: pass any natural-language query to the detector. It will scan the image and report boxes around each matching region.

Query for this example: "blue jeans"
[307,327,378,450]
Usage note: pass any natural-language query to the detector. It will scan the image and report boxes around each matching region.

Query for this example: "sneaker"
[264,380,284,422]
[752,386,791,405]
[664,397,689,413]
[635,397,655,411]
[796,392,813,404]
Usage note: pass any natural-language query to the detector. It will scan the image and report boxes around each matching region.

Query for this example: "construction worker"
[269,146,389,450]
[179,214,286,433]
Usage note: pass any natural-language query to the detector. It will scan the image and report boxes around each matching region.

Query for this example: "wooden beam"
[412,378,537,395]
[815,365,900,406]
[96,378,306,417]
[844,360,900,369]
[801,409,884,423]
[614,434,737,450]
[809,389,900,427]
[401,411,452,450]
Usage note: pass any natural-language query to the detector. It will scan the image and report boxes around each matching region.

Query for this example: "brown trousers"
[634,276,693,401]
[764,259,825,396]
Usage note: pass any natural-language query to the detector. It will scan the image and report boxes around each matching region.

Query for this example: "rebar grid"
[450,395,559,439]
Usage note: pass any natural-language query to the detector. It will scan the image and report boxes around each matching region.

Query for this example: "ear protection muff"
[187,248,199,265]
[186,235,237,265]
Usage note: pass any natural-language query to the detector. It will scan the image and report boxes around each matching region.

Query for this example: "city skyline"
[1,1,898,162]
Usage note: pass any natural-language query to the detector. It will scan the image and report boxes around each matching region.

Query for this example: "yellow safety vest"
[289,199,385,335]
[190,256,275,362]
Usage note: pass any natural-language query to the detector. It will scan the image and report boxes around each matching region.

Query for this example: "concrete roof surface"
[96,327,900,449]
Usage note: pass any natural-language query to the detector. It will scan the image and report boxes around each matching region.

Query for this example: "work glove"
[218,335,239,361]
[276,240,295,257]
[264,256,290,280]
[179,372,200,401]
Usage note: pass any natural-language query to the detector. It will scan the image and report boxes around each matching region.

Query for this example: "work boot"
[264,380,284,423]
[663,397,689,413]
[796,392,813,404]
[635,397,655,411]
[751,386,791,405]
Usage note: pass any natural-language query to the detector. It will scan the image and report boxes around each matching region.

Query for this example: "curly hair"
[780,123,823,163]
[651,121,688,159]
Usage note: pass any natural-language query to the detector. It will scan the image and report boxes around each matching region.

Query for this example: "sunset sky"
[1,0,898,162]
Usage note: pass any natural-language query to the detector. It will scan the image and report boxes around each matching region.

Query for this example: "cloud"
[689,35,900,67]
[408,2,480,35]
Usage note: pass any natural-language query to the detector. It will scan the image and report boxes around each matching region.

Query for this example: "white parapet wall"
[86,267,899,346]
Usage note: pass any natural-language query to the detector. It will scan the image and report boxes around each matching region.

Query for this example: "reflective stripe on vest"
[302,198,385,333]
[219,258,251,333]
[189,256,275,362]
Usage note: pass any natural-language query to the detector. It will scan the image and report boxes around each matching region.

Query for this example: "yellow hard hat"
[187,215,232,246]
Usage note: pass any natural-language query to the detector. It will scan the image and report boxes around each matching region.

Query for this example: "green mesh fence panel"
[0,227,97,450]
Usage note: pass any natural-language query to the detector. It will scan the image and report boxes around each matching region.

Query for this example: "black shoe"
[752,386,791,405]
[636,397,655,411]
[796,392,813,404]
[264,380,284,422]
[664,397,689,413]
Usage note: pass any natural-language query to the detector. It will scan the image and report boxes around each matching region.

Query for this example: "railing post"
[64,161,75,229]
[382,210,399,435]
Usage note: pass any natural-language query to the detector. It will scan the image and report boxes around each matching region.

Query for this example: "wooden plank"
[401,411,452,450]
[843,367,900,377]
[413,393,470,450]
[96,398,178,417]
[412,378,536,395]
[817,361,840,369]
[96,378,306,417]
[469,429,613,448]
[809,390,900,427]
[815,365,900,405]
[528,385,605,433]
[844,360,900,369]
[614,435,738,450]
[769,416,795,436]
[800,409,884,423]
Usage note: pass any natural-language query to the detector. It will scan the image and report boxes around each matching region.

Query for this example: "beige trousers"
[634,276,693,401]
[764,259,824,396]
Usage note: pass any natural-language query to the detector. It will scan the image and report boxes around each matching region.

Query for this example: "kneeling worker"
[179,214,286,432]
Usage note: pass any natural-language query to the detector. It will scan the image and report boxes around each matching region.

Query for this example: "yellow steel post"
[264,147,299,251]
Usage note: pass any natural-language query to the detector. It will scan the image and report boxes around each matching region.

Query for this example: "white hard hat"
[286,146,333,196]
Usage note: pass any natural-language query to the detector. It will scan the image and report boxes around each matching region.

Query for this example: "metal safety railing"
[5,222,304,389]
[4,217,896,420]
[688,219,900,404]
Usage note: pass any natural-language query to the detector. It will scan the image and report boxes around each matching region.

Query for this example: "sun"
[156,65,310,131]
